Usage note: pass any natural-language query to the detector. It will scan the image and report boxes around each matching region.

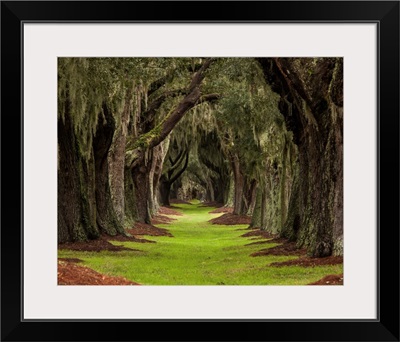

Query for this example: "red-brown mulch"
[240,226,262,230]
[127,222,173,237]
[245,240,273,246]
[270,256,343,267]
[245,236,287,246]
[151,206,183,225]
[209,207,234,214]
[260,237,289,244]
[309,274,344,285]
[151,215,175,225]
[201,201,224,208]
[58,260,139,285]
[170,199,192,205]
[103,233,156,243]
[251,241,307,257]
[209,213,252,225]
[58,238,137,252]
[158,206,183,216]
[240,229,275,239]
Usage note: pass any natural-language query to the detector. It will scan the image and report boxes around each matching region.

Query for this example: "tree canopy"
[58,57,343,258]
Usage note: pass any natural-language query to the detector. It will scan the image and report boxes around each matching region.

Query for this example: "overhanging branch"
[170,151,189,184]
[197,93,221,105]
[147,58,216,149]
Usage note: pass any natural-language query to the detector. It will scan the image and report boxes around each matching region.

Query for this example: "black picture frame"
[1,1,399,341]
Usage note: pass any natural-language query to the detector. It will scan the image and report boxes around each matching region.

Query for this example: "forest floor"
[58,201,343,285]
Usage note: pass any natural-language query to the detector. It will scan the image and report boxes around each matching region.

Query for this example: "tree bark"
[260,185,268,230]
[93,105,126,236]
[247,180,258,216]
[159,178,171,206]
[224,177,235,207]
[124,167,137,227]
[159,150,189,206]
[58,105,98,243]
[206,178,215,202]
[231,153,256,216]
[147,58,215,149]
[250,189,262,228]
[148,144,166,214]
[132,157,152,224]
[281,170,300,241]
[109,87,133,224]
[232,154,245,215]
[152,145,167,208]
[258,57,343,256]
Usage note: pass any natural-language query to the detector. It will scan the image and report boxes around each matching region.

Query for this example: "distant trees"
[58,57,343,257]
[159,142,189,206]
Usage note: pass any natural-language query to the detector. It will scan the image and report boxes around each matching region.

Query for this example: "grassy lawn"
[58,202,343,285]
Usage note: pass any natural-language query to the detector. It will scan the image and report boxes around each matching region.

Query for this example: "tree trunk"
[206,178,215,202]
[159,178,171,206]
[58,109,98,243]
[152,140,170,210]
[170,179,181,200]
[132,160,152,224]
[159,147,189,206]
[124,167,137,227]
[232,153,256,216]
[231,154,244,215]
[233,175,244,214]
[221,177,232,206]
[295,110,343,256]
[258,57,343,257]
[280,142,289,230]
[93,105,125,236]
[260,186,268,231]
[250,189,262,228]
[224,177,234,207]
[148,147,159,215]
[247,179,258,216]
[213,178,225,203]
[109,88,132,224]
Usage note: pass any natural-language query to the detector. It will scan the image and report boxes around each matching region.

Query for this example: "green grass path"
[58,202,343,285]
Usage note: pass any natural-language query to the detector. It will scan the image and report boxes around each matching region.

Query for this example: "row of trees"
[58,57,343,257]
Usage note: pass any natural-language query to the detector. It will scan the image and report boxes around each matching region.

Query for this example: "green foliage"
[147,58,298,205]
[58,57,198,159]
[212,60,286,183]
[59,57,299,235]
[59,57,291,174]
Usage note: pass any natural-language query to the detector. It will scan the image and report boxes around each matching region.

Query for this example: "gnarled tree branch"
[148,58,216,149]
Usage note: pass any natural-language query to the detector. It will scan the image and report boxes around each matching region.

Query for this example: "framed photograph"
[1,1,399,341]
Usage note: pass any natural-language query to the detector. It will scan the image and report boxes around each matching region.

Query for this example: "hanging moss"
[60,57,342,255]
